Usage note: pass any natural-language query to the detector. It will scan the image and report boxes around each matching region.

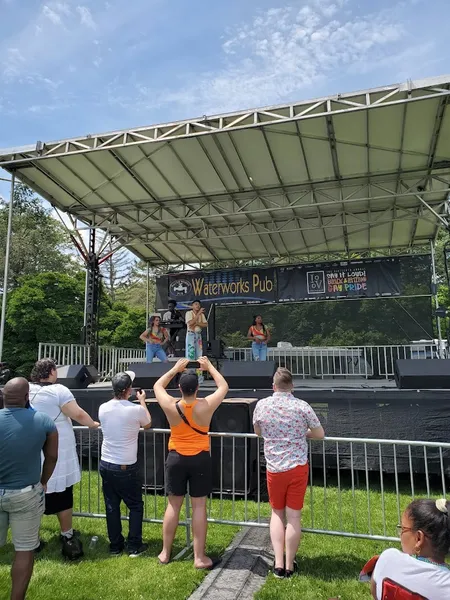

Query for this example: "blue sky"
[0,0,449,200]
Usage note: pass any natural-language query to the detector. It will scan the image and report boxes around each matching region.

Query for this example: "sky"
[0,0,449,200]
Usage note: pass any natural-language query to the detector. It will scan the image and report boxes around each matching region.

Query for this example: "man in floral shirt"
[253,367,324,579]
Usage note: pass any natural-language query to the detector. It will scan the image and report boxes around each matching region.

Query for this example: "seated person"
[367,498,450,599]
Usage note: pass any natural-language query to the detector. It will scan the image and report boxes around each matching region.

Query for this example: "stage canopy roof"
[1,75,450,267]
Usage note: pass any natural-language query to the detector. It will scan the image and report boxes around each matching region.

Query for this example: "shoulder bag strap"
[175,401,208,436]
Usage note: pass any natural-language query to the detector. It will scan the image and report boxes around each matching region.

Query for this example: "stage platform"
[74,378,450,444]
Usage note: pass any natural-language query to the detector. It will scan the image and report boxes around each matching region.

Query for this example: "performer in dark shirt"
[162,300,185,357]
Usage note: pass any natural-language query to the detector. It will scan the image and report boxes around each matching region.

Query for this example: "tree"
[0,183,77,288]
[113,260,156,310]
[3,272,85,376]
[100,239,135,302]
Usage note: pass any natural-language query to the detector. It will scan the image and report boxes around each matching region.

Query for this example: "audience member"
[0,377,58,600]
[253,367,324,579]
[154,357,228,569]
[371,498,450,599]
[29,359,99,560]
[98,371,151,557]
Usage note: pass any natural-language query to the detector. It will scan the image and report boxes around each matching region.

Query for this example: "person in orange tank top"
[153,357,228,569]
[247,314,271,361]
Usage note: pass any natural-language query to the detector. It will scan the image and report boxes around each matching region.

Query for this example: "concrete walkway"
[189,527,272,600]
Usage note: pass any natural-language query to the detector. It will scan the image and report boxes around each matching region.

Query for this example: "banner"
[166,267,276,306]
[278,258,402,302]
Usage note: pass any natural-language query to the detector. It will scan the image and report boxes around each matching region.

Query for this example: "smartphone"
[186,361,200,369]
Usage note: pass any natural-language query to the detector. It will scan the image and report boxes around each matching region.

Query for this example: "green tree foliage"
[0,183,76,287]
[4,272,85,375]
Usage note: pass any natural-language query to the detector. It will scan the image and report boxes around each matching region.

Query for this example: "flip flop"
[195,557,221,571]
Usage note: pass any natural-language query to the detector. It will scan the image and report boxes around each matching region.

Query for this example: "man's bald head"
[3,377,30,407]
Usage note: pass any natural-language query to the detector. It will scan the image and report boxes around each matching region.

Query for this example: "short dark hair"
[30,358,57,383]
[192,299,201,306]
[112,372,133,398]
[273,367,293,390]
[179,372,198,396]
[407,499,450,557]
[168,299,176,306]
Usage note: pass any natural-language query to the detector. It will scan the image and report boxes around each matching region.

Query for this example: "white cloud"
[42,5,63,26]
[130,0,410,114]
[77,6,96,29]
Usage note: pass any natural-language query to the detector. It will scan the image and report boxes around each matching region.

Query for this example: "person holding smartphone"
[185,300,208,383]
[98,371,151,557]
[153,357,228,569]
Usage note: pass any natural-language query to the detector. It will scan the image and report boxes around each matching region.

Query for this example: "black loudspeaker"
[128,363,179,389]
[207,339,225,359]
[57,364,98,389]
[219,361,276,389]
[394,359,450,389]
[137,400,169,490]
[210,399,257,495]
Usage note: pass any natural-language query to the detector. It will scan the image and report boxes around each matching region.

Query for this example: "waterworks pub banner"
[155,256,430,309]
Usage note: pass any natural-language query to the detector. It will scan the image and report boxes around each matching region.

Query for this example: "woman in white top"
[371,498,450,599]
[30,358,99,559]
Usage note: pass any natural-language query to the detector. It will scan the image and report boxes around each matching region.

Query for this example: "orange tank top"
[168,400,210,455]
[250,325,268,341]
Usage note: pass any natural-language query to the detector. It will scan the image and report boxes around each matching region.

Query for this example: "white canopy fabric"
[1,75,449,266]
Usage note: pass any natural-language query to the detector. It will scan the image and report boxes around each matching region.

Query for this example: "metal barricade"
[40,342,443,380]
[73,427,450,547]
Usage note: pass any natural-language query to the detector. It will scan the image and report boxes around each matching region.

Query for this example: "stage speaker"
[219,361,276,389]
[57,364,98,389]
[210,399,257,495]
[394,359,450,389]
[137,400,169,490]
[207,339,225,359]
[127,363,179,389]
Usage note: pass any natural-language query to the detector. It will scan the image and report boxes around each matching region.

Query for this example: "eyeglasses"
[396,524,413,537]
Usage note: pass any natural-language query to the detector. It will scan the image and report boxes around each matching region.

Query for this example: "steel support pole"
[146,262,150,326]
[0,173,15,362]
[430,240,444,357]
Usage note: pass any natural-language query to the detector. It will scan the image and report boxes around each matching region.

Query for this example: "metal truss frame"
[1,77,449,166]
[0,75,449,267]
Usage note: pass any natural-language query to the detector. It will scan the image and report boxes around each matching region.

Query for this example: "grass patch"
[256,533,390,600]
[0,469,446,599]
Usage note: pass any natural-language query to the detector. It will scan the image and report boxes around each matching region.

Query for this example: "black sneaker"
[61,534,84,561]
[273,566,285,579]
[110,547,124,556]
[285,560,298,579]
[128,543,148,558]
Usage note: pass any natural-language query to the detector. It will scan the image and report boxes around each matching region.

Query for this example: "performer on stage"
[163,299,183,323]
[185,301,208,383]
[247,315,271,361]
[162,300,185,357]
[139,315,169,363]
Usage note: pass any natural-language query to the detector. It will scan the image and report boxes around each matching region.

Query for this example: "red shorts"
[267,463,309,510]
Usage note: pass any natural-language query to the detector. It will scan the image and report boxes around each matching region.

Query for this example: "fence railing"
[39,342,443,381]
[73,427,450,547]
[225,343,443,379]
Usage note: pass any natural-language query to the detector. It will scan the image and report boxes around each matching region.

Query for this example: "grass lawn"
[256,534,390,600]
[0,469,445,600]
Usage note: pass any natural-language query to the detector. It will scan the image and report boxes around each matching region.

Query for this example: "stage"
[74,377,450,444]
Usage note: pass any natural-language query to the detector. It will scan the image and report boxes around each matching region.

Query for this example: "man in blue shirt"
[0,377,58,600]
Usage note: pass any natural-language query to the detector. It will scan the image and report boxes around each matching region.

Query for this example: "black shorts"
[44,486,73,515]
[165,451,212,497]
